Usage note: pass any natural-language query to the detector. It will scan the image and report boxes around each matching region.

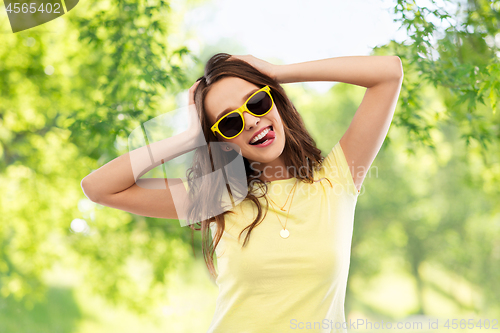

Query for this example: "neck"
[248,156,294,183]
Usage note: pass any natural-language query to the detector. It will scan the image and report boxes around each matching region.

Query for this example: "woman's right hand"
[188,79,201,106]
[186,79,205,145]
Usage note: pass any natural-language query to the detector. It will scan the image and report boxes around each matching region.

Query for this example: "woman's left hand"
[229,55,279,82]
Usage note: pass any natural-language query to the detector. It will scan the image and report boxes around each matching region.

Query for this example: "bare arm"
[81,81,204,219]
[273,55,404,191]
[81,130,198,201]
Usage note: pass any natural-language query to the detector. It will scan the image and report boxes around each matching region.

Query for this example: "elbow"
[81,178,100,203]
[392,56,404,79]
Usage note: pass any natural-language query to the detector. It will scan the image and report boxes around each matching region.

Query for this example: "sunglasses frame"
[211,85,274,140]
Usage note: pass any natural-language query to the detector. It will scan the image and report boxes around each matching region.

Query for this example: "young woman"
[81,53,403,332]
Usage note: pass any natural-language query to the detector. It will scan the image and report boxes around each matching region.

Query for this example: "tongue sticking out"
[251,128,275,145]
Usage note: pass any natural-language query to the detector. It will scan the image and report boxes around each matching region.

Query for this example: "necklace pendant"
[280,228,290,239]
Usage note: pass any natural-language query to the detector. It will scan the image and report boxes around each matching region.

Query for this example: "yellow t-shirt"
[202,141,360,333]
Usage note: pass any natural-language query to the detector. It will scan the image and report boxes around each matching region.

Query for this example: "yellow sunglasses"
[211,85,274,140]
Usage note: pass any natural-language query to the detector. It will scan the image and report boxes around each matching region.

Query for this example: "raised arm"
[81,129,198,200]
[81,80,205,219]
[272,55,404,191]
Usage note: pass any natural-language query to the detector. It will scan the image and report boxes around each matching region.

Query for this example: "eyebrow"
[215,88,260,122]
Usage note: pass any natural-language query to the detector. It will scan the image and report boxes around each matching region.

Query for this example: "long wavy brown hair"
[186,53,325,282]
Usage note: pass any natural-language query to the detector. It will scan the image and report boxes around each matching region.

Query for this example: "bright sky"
[183,0,410,92]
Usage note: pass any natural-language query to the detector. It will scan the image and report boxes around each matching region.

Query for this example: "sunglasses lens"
[247,91,272,115]
[216,88,273,138]
[219,112,243,138]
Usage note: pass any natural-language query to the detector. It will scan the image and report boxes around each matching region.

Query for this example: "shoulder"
[316,141,360,197]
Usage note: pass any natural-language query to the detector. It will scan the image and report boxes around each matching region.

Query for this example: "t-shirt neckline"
[263,177,297,184]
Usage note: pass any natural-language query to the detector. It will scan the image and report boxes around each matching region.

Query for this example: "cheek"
[271,108,282,124]
[229,136,248,151]
[271,113,284,133]
[275,118,286,143]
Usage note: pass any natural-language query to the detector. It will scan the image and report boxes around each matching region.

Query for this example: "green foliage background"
[0,0,499,331]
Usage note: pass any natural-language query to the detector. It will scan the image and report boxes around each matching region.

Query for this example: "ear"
[224,145,233,152]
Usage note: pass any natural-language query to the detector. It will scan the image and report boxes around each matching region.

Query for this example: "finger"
[188,81,200,105]
[189,80,200,90]
[188,80,200,94]
[228,55,244,61]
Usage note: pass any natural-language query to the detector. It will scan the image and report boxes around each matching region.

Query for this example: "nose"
[243,111,260,131]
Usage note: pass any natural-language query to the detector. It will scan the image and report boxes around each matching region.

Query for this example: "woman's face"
[204,77,286,164]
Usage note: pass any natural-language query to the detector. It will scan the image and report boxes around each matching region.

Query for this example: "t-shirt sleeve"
[321,141,360,197]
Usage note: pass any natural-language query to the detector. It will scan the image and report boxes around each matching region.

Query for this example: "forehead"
[205,77,260,123]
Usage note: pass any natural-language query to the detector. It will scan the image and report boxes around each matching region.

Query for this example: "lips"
[249,125,273,144]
